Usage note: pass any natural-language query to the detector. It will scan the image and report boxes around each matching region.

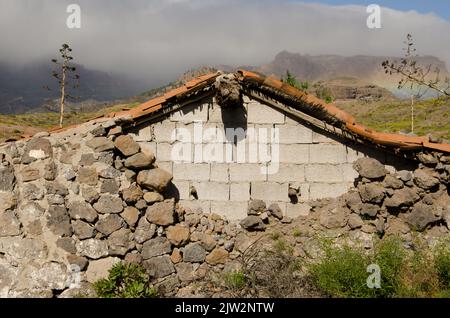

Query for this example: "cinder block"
[179,200,211,214]
[305,164,343,183]
[157,142,194,163]
[195,143,227,163]
[210,164,229,182]
[309,183,352,200]
[312,131,338,144]
[133,126,152,142]
[276,124,313,144]
[229,163,267,182]
[230,142,273,164]
[250,182,289,202]
[192,182,229,201]
[346,147,366,163]
[170,103,209,123]
[341,164,359,182]
[247,102,285,124]
[153,122,176,143]
[230,183,250,201]
[210,201,248,222]
[156,143,173,162]
[278,145,309,164]
[173,163,210,181]
[286,203,311,218]
[309,144,347,164]
[268,164,305,182]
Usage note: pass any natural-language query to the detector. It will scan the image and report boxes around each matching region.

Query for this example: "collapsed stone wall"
[238,155,450,251]
[0,115,449,298]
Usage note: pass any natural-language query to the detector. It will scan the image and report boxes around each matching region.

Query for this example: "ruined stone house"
[0,69,449,297]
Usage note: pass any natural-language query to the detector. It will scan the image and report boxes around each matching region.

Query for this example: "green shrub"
[309,236,450,298]
[373,237,406,297]
[224,270,246,290]
[93,262,158,298]
[434,240,450,290]
[309,244,373,298]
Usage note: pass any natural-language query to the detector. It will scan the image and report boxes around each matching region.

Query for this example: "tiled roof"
[237,69,450,153]
[47,69,450,154]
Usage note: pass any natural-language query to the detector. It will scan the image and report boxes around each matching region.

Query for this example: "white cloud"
[0,0,449,86]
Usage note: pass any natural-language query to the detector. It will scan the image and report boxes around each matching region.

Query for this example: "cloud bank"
[0,0,449,86]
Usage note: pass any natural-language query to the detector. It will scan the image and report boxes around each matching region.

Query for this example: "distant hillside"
[0,61,146,114]
[256,51,450,97]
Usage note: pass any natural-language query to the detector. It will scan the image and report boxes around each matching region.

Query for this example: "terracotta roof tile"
[237,69,450,153]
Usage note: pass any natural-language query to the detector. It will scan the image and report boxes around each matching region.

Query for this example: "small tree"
[382,34,450,133]
[46,43,80,128]
[281,70,309,91]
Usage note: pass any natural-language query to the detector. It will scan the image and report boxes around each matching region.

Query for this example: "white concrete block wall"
[128,94,401,221]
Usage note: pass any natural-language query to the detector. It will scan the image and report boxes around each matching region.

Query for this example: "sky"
[0,0,449,87]
[296,0,450,20]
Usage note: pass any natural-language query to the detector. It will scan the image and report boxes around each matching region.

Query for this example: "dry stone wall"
[0,119,245,297]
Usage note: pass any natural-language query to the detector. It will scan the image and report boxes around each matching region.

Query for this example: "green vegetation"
[281,70,309,91]
[314,85,334,103]
[224,270,247,290]
[0,102,138,142]
[309,237,450,298]
[220,236,450,298]
[337,96,450,140]
[93,262,158,298]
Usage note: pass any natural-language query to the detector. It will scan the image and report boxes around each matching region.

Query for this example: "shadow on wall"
[220,103,248,144]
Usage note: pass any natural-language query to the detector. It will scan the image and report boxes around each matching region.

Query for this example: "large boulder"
[145,200,175,226]
[107,228,134,256]
[319,203,350,229]
[166,224,190,246]
[76,238,109,259]
[358,183,385,204]
[143,255,175,279]
[93,195,124,214]
[183,243,206,263]
[142,237,172,259]
[240,216,266,231]
[134,217,156,244]
[124,153,155,170]
[46,205,73,237]
[0,164,15,191]
[121,184,143,204]
[248,200,266,215]
[353,158,387,179]
[86,137,114,152]
[22,138,53,164]
[137,168,173,192]
[67,201,98,223]
[0,211,21,236]
[114,135,140,157]
[413,169,440,190]
[384,187,420,208]
[205,247,229,265]
[407,204,437,231]
[95,214,124,236]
